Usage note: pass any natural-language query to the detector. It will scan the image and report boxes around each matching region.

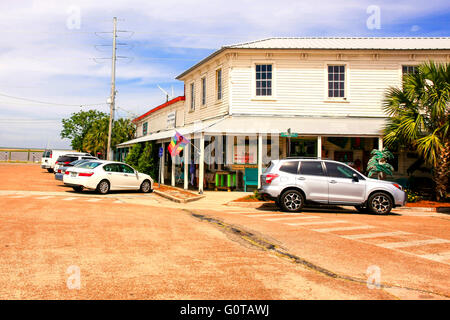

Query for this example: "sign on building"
[167,111,176,129]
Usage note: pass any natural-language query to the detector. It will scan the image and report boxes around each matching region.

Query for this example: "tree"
[83,117,109,158]
[125,143,142,168]
[61,110,107,151]
[367,149,394,180]
[383,61,450,200]
[112,118,136,148]
[137,142,158,180]
[81,116,136,159]
[125,142,158,180]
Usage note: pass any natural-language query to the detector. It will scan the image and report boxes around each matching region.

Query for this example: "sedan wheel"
[140,180,151,193]
[368,192,393,215]
[280,190,304,212]
[97,180,110,195]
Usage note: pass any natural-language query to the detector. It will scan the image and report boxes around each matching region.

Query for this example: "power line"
[0,92,106,107]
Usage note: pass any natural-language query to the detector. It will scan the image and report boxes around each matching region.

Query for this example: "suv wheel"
[47,168,53,173]
[368,192,393,215]
[280,190,305,212]
[96,180,110,195]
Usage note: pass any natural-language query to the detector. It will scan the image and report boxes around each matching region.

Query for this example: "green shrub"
[125,142,158,180]
[405,189,423,203]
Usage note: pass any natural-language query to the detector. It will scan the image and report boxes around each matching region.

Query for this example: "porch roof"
[117,115,387,147]
[204,115,387,136]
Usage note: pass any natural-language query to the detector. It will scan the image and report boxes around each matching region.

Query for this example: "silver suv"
[258,158,406,215]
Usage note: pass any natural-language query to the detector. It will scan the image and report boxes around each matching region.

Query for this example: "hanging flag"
[168,131,190,157]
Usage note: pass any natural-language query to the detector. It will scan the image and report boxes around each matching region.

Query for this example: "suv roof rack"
[285,157,321,159]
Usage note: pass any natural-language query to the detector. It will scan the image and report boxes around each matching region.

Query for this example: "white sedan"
[63,160,153,194]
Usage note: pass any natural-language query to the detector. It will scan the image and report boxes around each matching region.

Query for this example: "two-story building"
[118,37,450,193]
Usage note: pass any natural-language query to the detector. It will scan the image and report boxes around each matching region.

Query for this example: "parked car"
[54,155,98,174]
[41,149,91,173]
[63,160,153,194]
[258,158,407,215]
[55,159,95,181]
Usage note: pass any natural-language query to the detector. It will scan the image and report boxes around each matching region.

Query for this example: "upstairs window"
[142,122,148,136]
[190,82,195,111]
[402,65,418,75]
[216,69,222,100]
[256,64,272,96]
[201,77,206,106]
[328,65,345,98]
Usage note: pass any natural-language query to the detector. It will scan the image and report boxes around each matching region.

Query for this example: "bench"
[243,168,259,192]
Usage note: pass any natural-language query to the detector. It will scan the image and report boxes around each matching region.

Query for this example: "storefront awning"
[118,115,387,147]
[117,117,228,148]
[203,116,387,136]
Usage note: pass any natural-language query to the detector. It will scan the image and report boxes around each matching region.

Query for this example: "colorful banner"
[168,131,190,157]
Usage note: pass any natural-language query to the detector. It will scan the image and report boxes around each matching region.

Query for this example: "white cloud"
[0,0,448,148]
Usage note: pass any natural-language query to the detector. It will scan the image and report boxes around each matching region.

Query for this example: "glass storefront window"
[289,139,317,157]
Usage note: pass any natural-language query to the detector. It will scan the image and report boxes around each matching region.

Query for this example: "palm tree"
[112,118,136,148]
[83,117,109,158]
[83,117,136,160]
[383,61,450,200]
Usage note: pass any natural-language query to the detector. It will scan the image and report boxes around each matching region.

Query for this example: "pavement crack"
[188,210,450,299]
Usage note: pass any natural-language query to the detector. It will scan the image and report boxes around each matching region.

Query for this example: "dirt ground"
[0,164,395,299]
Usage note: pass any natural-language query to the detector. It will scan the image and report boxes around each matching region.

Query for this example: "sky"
[0,0,449,149]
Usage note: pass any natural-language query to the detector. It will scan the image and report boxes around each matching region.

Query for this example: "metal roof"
[176,37,450,79]
[226,37,450,50]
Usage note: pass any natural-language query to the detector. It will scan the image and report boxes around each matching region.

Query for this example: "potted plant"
[367,149,394,180]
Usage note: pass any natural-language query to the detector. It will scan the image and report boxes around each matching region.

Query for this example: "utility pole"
[106,17,117,161]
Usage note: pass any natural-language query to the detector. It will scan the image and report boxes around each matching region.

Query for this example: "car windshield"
[70,159,85,166]
[77,162,102,169]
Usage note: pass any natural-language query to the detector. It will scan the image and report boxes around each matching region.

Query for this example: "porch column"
[257,133,263,189]
[198,132,205,194]
[317,136,322,159]
[160,143,165,185]
[378,137,384,151]
[171,155,175,187]
[184,137,189,190]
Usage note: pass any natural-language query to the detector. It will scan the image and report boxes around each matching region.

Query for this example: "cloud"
[0,0,449,148]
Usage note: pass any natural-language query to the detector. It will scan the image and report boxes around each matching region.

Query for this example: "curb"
[395,206,450,213]
[153,189,205,203]
[227,201,276,208]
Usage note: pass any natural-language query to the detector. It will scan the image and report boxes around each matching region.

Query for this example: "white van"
[41,149,92,173]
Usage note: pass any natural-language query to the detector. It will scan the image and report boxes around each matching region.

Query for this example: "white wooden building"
[118,37,450,193]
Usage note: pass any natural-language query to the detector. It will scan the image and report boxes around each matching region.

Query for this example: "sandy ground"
[0,163,448,299]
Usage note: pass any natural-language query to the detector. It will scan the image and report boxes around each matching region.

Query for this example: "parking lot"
[0,163,449,299]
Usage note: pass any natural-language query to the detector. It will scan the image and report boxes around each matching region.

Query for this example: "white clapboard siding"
[135,100,185,137]
[229,51,448,117]
[184,58,230,124]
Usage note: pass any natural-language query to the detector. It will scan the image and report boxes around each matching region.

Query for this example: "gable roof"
[133,96,185,123]
[176,37,450,79]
